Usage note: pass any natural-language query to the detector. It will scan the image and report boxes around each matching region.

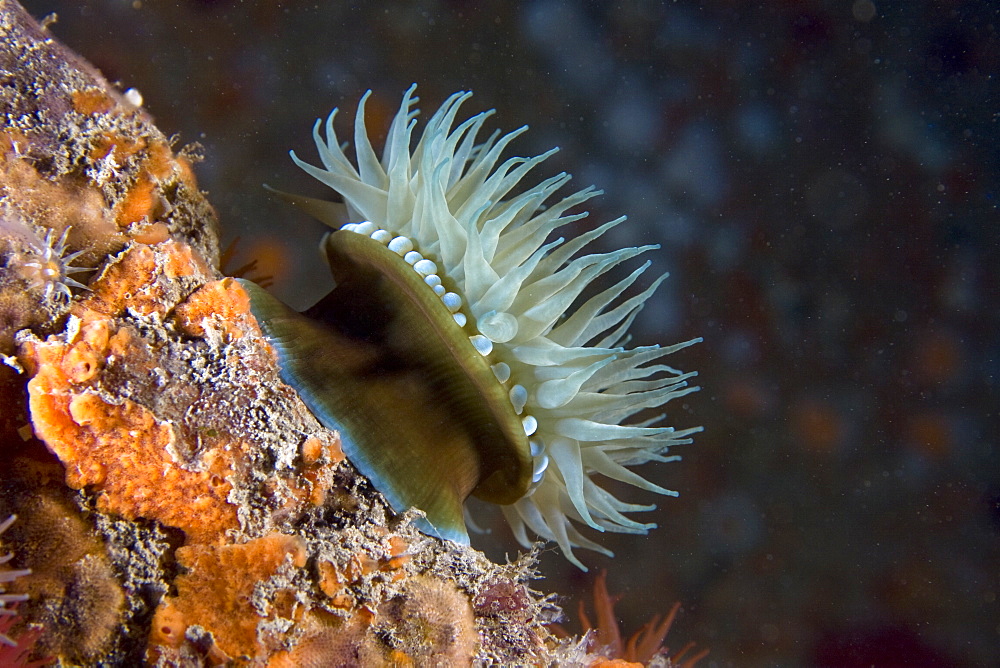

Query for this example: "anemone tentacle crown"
[241,85,701,569]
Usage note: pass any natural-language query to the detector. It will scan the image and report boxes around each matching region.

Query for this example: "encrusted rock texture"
[0,2,596,665]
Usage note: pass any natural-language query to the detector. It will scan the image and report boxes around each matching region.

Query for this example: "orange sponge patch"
[149,534,308,661]
[174,277,259,343]
[19,242,345,548]
[25,336,241,541]
[70,88,116,115]
[74,240,211,319]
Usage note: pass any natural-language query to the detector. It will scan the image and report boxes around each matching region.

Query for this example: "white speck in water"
[123,88,144,107]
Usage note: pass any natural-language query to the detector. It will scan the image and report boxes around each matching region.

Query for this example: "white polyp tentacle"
[491,362,511,383]
[413,259,437,276]
[371,229,393,244]
[0,514,32,647]
[354,221,376,236]
[531,454,549,482]
[14,225,92,301]
[388,236,413,255]
[521,415,538,436]
[442,292,462,312]
[469,335,493,356]
[508,384,528,414]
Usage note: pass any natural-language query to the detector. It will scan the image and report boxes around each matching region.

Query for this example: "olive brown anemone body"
[240,86,701,569]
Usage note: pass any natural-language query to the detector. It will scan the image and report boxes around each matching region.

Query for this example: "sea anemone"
[1,515,31,648]
[0,209,89,302]
[18,228,90,302]
[242,86,700,569]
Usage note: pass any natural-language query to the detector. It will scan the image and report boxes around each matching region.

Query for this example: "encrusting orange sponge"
[148,533,308,663]
[19,240,344,545]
